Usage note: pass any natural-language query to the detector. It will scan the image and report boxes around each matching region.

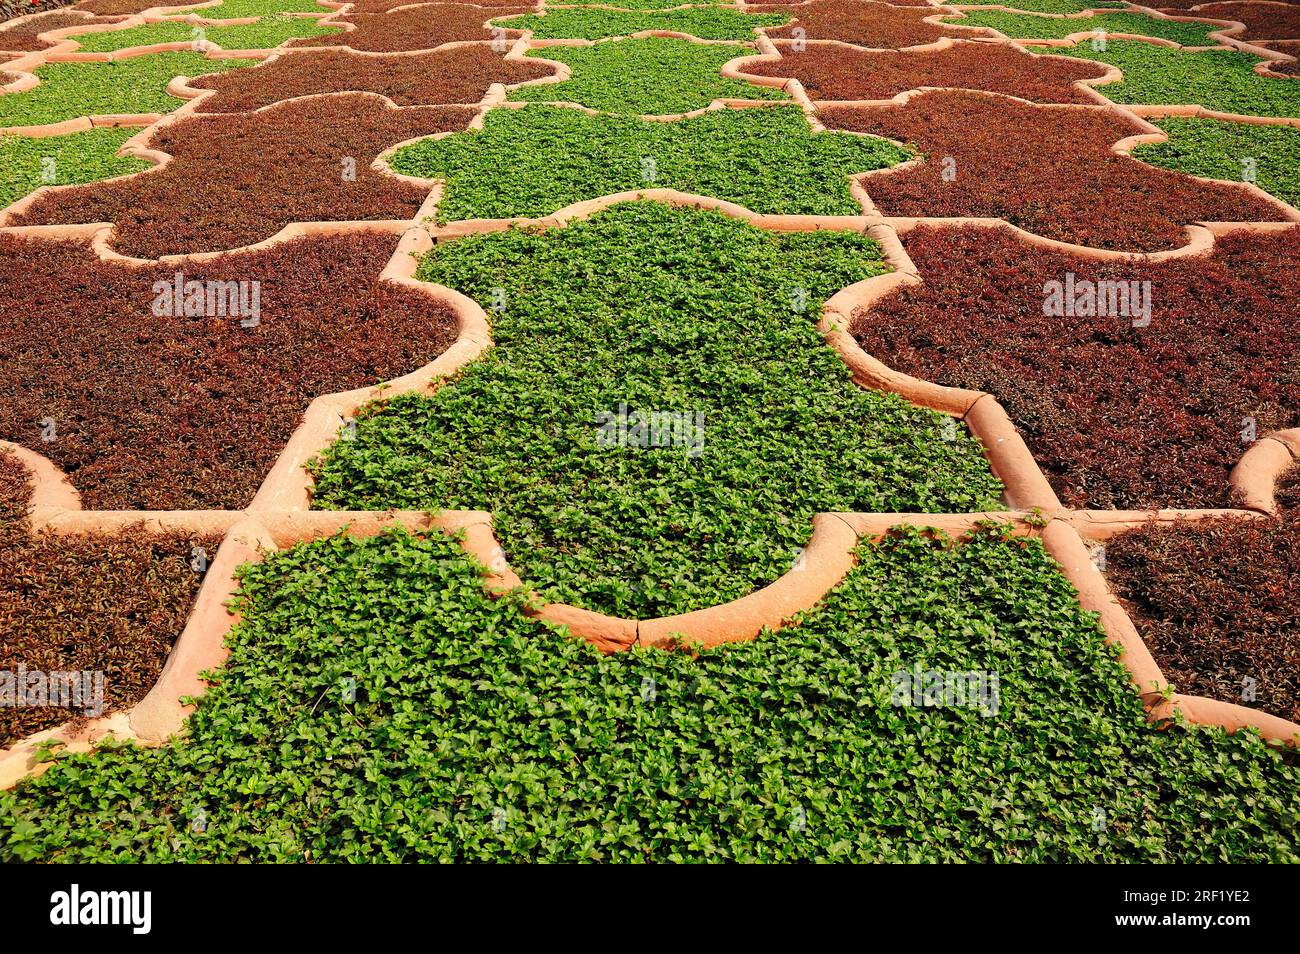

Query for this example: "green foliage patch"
[957,0,1123,12]
[1053,39,1300,119]
[0,53,250,128]
[67,15,339,53]
[3,524,1297,862]
[391,105,910,221]
[0,126,148,210]
[947,10,1220,45]
[510,37,785,115]
[310,202,1002,618]
[169,0,332,18]
[1134,116,1300,209]
[494,7,789,41]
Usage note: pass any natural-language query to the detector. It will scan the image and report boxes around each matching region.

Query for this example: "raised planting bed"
[310,202,1003,619]
[820,90,1286,252]
[0,451,219,746]
[390,104,910,221]
[1103,506,1300,723]
[188,46,556,112]
[1051,37,1300,118]
[1134,116,1300,209]
[752,0,993,48]
[288,4,531,53]
[943,9,1223,45]
[0,52,250,129]
[850,224,1300,510]
[10,94,474,258]
[0,231,460,510]
[65,14,340,52]
[1179,2,1300,40]
[76,0,330,16]
[1264,39,1300,72]
[0,10,124,50]
[510,37,787,115]
[4,522,1299,862]
[493,7,789,41]
[738,39,1110,104]
[0,125,146,210]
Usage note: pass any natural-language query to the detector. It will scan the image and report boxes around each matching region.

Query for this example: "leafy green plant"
[510,37,785,115]
[310,202,1002,618]
[66,14,339,53]
[168,0,330,18]
[391,105,910,221]
[946,10,1220,45]
[0,54,250,128]
[1053,39,1300,118]
[956,0,1123,13]
[2,523,1296,862]
[493,7,789,41]
[0,127,148,210]
[1134,116,1300,209]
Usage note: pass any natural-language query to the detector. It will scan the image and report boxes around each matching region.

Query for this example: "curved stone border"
[1231,427,1300,512]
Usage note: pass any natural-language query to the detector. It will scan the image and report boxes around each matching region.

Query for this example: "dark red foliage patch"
[850,224,1300,510]
[1186,2,1300,39]
[74,0,222,12]
[821,89,1286,251]
[0,451,219,745]
[347,0,529,8]
[189,46,554,112]
[1263,39,1300,73]
[0,10,123,51]
[11,93,473,258]
[288,4,529,53]
[751,0,989,49]
[738,39,1109,103]
[1104,507,1300,723]
[0,231,459,510]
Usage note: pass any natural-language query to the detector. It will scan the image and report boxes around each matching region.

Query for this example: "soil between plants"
[821,89,1285,252]
[739,40,1112,104]
[850,223,1300,510]
[0,451,220,746]
[0,231,460,511]
[10,93,474,258]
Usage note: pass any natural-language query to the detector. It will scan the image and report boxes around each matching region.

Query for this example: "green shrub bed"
[310,202,1003,619]
[946,10,1220,46]
[3,523,1297,862]
[493,7,789,41]
[1053,39,1300,119]
[510,37,786,115]
[1133,116,1300,210]
[159,0,330,18]
[956,0,1123,13]
[391,105,910,221]
[67,14,339,52]
[0,126,147,209]
[0,53,250,128]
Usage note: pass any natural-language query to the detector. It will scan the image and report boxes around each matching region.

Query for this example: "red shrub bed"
[347,0,530,8]
[751,0,988,49]
[12,93,473,258]
[288,4,529,53]
[74,0,203,13]
[821,89,1286,251]
[737,40,1109,103]
[0,10,123,50]
[850,223,1300,509]
[1187,2,1300,39]
[1104,505,1300,723]
[189,47,554,112]
[0,451,220,745]
[0,231,459,510]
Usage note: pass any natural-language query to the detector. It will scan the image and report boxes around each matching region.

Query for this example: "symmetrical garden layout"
[0,0,1298,862]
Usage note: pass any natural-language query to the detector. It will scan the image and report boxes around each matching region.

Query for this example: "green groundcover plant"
[947,10,1220,46]
[392,105,910,221]
[510,37,785,115]
[0,54,250,128]
[493,7,789,41]
[957,0,1123,13]
[67,15,339,53]
[0,127,148,210]
[167,0,331,19]
[1053,39,1300,119]
[1134,116,1300,209]
[310,202,1003,618]
[2,524,1296,862]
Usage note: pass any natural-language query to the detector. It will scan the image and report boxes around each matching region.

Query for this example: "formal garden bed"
[752,0,984,48]
[1134,116,1300,208]
[495,6,788,41]
[944,9,1223,45]
[63,14,341,52]
[287,4,530,52]
[0,124,144,207]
